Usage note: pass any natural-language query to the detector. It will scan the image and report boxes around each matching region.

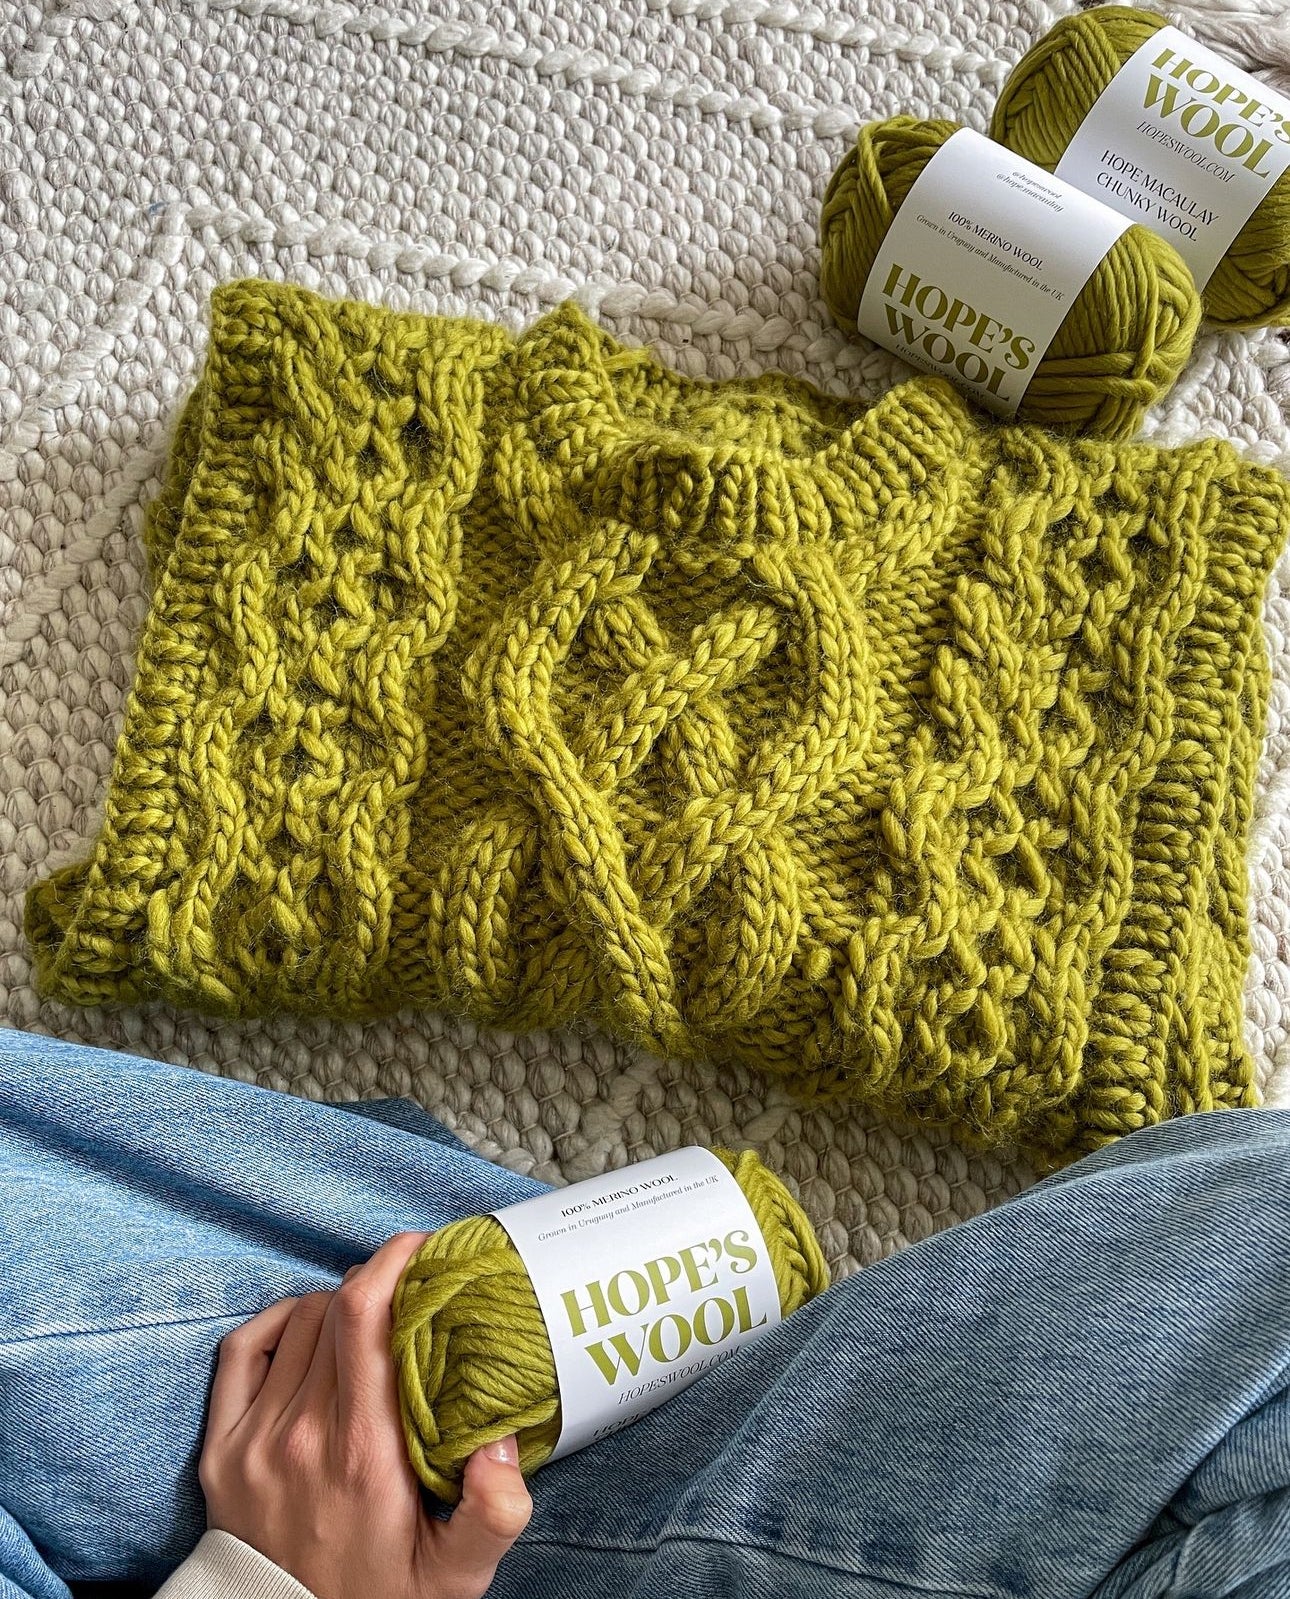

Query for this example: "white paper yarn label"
[1054,25,1290,288]
[855,128,1131,418]
[491,1147,781,1461]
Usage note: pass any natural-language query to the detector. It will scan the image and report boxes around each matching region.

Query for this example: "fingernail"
[484,1435,518,1465]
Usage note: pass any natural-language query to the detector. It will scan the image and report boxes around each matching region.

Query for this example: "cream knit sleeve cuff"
[153,1530,319,1599]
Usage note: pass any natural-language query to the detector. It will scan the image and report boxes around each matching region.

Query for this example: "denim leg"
[0,1028,544,1589]
[3,1026,1290,1599]
[0,1508,70,1599]
[327,1097,471,1151]
[494,1107,1290,1599]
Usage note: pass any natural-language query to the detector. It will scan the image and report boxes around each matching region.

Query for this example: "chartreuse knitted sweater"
[27,280,1290,1165]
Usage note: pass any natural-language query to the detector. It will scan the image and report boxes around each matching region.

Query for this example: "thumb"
[433,1437,532,1595]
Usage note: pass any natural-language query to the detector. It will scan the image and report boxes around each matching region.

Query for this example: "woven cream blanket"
[3,0,1290,1274]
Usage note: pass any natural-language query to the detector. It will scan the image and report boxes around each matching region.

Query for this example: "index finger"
[206,1296,300,1444]
[332,1231,430,1425]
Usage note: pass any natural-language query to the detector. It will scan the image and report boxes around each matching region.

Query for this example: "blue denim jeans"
[1,1027,1289,1599]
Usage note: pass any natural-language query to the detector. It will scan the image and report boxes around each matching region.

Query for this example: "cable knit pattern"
[9,0,1290,1269]
[25,279,1289,1165]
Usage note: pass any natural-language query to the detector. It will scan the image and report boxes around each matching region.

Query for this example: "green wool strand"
[990,7,1290,331]
[390,1147,829,1502]
[819,116,1200,438]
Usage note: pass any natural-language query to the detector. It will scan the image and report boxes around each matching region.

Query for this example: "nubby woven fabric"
[26,280,1290,1166]
[8,0,1290,1270]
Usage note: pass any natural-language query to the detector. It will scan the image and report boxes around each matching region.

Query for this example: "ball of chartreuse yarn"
[389,1148,829,1503]
[990,7,1290,330]
[818,116,1200,438]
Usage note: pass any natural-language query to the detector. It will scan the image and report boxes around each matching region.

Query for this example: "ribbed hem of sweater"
[153,1531,319,1599]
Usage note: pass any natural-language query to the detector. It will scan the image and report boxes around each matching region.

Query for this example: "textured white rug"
[3,0,1290,1276]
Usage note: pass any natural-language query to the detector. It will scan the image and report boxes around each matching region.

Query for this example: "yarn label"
[855,128,1131,418]
[491,1147,781,1462]
[1054,25,1290,289]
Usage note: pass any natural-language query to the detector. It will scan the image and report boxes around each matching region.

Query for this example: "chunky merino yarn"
[990,8,1290,331]
[819,116,1200,438]
[26,280,1290,1165]
[390,1146,828,1501]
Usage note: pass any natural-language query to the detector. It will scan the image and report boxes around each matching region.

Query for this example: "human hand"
[199,1233,532,1599]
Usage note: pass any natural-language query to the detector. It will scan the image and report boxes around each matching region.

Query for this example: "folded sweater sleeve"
[153,1532,318,1599]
